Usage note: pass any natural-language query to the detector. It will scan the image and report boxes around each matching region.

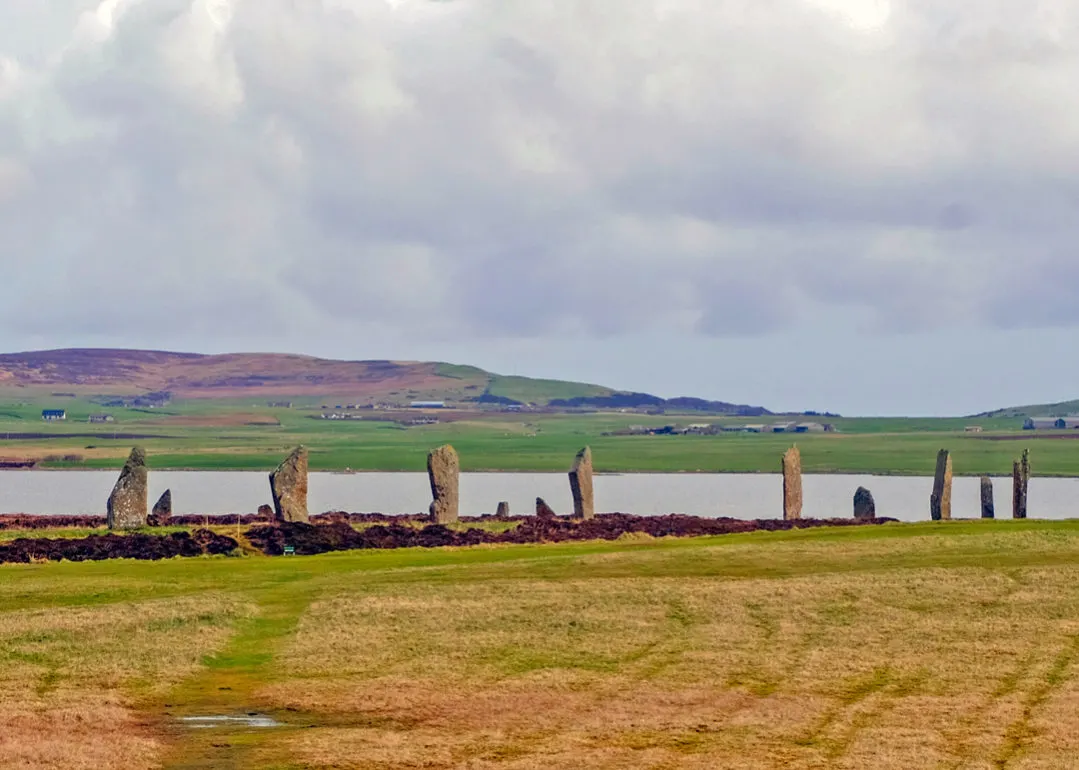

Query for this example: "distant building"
[965,426,983,433]
[41,409,67,422]
[794,422,826,433]
[410,401,446,409]
[1024,417,1079,430]
[742,425,765,433]
[770,422,797,433]
[267,401,293,408]
[88,414,115,424]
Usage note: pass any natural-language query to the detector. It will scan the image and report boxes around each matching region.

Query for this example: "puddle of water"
[179,714,282,729]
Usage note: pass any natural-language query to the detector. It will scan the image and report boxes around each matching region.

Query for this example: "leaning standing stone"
[930,449,952,521]
[107,447,148,530]
[270,446,309,523]
[569,446,595,520]
[535,497,557,519]
[782,446,803,521]
[149,489,172,526]
[853,487,876,519]
[427,445,459,523]
[980,476,994,519]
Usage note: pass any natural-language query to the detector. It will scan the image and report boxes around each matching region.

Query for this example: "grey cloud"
[1,0,1079,350]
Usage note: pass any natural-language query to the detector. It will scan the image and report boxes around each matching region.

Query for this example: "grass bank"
[4,520,1079,767]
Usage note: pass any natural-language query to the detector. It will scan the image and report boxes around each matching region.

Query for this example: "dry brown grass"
[253,533,1079,769]
[0,593,253,770]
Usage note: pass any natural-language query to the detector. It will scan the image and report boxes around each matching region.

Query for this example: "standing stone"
[853,487,876,519]
[930,449,953,521]
[782,446,803,521]
[257,504,274,521]
[149,489,172,526]
[535,497,557,519]
[569,446,595,520]
[1013,449,1030,519]
[427,445,459,523]
[107,447,148,530]
[495,501,510,518]
[980,476,995,519]
[270,446,309,523]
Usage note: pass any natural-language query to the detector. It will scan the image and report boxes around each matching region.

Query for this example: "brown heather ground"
[4,521,1079,768]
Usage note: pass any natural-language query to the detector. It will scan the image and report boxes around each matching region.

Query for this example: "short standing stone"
[257,504,274,520]
[149,489,172,526]
[427,445,459,523]
[782,447,802,521]
[981,476,995,519]
[107,447,148,530]
[535,497,557,519]
[495,501,510,518]
[270,446,309,523]
[569,446,595,520]
[930,449,953,521]
[853,487,876,519]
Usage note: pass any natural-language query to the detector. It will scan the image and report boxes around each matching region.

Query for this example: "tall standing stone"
[782,446,803,521]
[107,447,148,530]
[569,446,595,520]
[980,476,995,519]
[427,445,459,523]
[149,489,172,526]
[1013,449,1030,519]
[930,449,953,521]
[270,446,309,523]
[853,487,876,519]
[495,501,510,518]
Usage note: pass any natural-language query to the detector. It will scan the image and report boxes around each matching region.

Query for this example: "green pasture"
[0,393,1070,474]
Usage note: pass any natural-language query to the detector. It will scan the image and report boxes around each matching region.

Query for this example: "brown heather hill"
[0,349,770,413]
[0,348,606,403]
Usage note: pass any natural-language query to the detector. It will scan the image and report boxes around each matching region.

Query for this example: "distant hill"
[0,349,769,414]
[977,399,1079,419]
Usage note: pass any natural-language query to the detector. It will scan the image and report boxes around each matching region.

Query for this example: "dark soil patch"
[246,514,897,556]
[0,529,238,564]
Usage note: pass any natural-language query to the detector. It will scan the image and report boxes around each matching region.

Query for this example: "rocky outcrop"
[853,487,876,519]
[427,445,459,523]
[569,446,595,520]
[270,446,309,523]
[1013,450,1030,519]
[782,447,802,521]
[148,489,172,526]
[495,501,510,518]
[107,447,148,530]
[930,449,952,521]
[981,476,995,519]
[535,497,557,519]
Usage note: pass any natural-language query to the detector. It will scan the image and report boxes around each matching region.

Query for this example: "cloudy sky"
[1,0,1077,415]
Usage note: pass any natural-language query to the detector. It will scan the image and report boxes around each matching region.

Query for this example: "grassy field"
[4,520,1079,768]
[0,393,1071,475]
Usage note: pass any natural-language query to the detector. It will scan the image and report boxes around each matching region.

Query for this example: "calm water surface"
[0,471,1075,522]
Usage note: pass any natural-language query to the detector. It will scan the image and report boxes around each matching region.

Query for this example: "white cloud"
[0,0,1078,354]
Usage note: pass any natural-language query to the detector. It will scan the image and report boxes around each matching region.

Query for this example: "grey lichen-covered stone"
[569,446,595,520]
[930,449,952,521]
[495,501,510,518]
[107,447,148,530]
[1012,449,1030,519]
[535,497,557,519]
[148,489,172,526]
[270,446,309,523]
[427,444,459,523]
[981,476,995,519]
[782,446,802,521]
[853,487,876,519]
